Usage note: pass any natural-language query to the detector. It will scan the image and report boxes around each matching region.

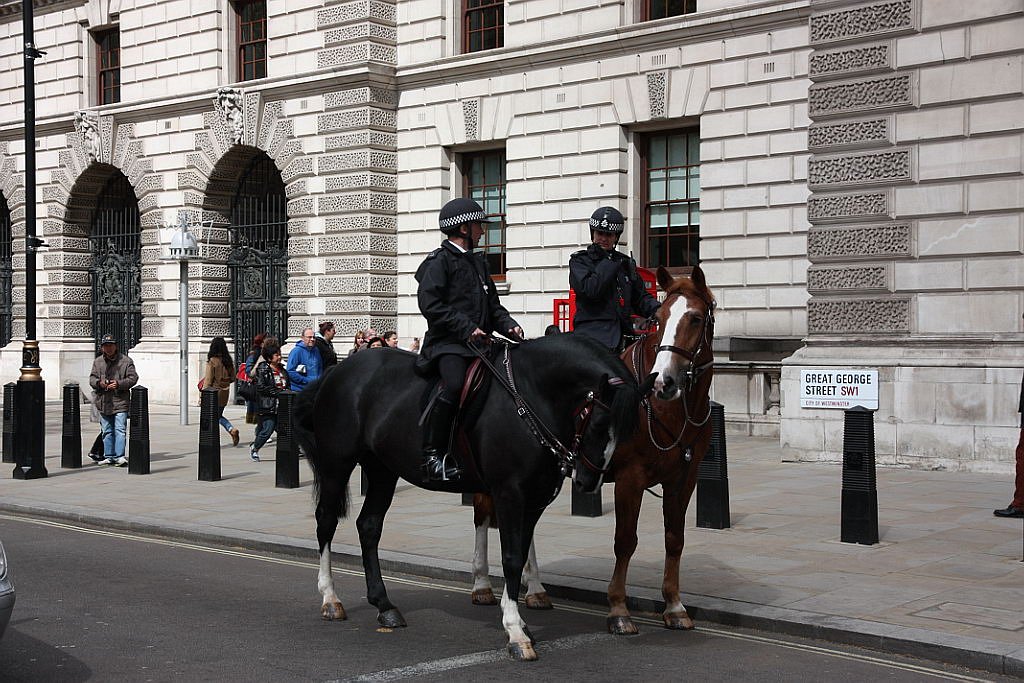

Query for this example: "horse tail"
[292,375,350,521]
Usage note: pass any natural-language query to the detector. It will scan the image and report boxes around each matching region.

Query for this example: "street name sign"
[800,369,878,410]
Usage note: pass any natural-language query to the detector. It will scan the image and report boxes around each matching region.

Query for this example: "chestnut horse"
[470,265,715,634]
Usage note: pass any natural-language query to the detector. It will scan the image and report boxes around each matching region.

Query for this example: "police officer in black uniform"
[415,197,523,482]
[569,206,661,352]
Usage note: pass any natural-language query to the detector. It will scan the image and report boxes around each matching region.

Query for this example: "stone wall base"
[780,342,1022,474]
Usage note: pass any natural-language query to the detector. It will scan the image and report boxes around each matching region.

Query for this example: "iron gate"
[89,172,142,351]
[227,153,288,367]
[0,192,11,348]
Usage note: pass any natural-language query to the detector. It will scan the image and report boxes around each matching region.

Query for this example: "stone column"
[781,0,1024,471]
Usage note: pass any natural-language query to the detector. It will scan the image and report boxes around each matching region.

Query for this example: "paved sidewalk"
[0,403,1022,675]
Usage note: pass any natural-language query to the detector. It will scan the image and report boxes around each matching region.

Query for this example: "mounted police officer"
[415,197,523,482]
[569,206,660,352]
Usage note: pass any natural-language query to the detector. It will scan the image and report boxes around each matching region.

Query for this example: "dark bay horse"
[292,334,647,660]
[470,265,716,635]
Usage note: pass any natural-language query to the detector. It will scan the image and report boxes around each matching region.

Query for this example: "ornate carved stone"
[809,0,916,46]
[809,42,891,81]
[808,148,912,188]
[808,74,914,118]
[463,99,479,142]
[808,117,891,151]
[808,191,890,223]
[807,223,912,261]
[75,111,102,163]
[215,87,245,145]
[807,265,888,291]
[647,71,667,119]
[808,297,911,333]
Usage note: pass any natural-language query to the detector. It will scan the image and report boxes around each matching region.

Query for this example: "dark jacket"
[415,241,518,371]
[314,334,338,369]
[253,361,291,416]
[89,351,139,415]
[569,244,660,351]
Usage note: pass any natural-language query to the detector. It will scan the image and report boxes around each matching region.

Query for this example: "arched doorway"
[90,171,142,350]
[0,191,11,348]
[227,152,288,365]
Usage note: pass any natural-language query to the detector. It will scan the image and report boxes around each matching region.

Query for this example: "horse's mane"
[513,333,640,441]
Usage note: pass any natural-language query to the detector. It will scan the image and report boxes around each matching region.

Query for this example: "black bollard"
[128,386,150,475]
[61,382,82,469]
[12,379,47,479]
[275,391,299,488]
[841,406,879,545]
[571,486,602,517]
[2,382,15,464]
[462,491,474,506]
[697,401,731,529]
[198,387,221,481]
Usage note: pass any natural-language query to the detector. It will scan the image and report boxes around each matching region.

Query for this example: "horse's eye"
[691,315,703,324]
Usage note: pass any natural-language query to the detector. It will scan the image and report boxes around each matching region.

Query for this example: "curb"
[1,501,1022,677]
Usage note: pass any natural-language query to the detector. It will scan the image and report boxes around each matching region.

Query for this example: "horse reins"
[631,292,716,454]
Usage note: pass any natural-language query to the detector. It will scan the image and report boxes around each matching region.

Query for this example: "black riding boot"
[421,396,461,482]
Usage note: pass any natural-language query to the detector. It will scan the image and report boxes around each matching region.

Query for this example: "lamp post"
[13,0,49,479]
[162,215,203,426]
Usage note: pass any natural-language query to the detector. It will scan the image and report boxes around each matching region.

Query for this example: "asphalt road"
[0,514,1012,682]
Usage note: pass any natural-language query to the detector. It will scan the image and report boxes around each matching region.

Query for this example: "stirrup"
[422,453,461,482]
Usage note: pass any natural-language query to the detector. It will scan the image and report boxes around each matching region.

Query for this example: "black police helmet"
[589,206,625,234]
[438,198,488,235]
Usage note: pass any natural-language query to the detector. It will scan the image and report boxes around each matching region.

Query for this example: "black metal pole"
[1,382,15,464]
[697,401,731,529]
[13,0,47,480]
[198,387,221,481]
[275,391,299,489]
[128,386,150,474]
[841,406,879,545]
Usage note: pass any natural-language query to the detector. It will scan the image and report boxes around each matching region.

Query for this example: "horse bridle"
[468,340,623,478]
[631,291,716,453]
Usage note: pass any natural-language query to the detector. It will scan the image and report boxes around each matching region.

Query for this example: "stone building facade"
[0,0,1020,472]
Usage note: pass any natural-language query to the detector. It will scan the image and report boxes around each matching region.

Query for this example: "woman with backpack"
[202,336,240,447]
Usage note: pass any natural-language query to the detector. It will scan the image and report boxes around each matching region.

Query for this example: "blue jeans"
[99,412,128,459]
[253,416,277,452]
[217,404,234,433]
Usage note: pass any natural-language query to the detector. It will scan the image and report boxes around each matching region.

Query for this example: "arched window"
[227,152,288,365]
[0,192,12,347]
[90,171,142,350]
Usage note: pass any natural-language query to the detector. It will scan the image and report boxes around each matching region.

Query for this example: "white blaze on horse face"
[601,427,617,469]
[652,297,698,398]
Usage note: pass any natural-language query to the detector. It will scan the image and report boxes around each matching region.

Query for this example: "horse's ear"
[639,372,657,397]
[690,264,707,291]
[656,266,674,292]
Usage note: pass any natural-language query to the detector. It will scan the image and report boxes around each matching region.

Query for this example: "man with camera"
[286,327,323,392]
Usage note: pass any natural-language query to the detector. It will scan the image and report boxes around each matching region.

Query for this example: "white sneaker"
[114,456,129,467]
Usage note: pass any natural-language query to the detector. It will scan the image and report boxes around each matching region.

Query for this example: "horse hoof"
[664,611,694,630]
[525,592,553,610]
[507,641,538,661]
[606,616,639,635]
[377,608,407,628]
[321,601,347,621]
[471,589,498,606]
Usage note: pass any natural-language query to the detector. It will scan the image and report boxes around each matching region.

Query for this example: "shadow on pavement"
[0,624,92,682]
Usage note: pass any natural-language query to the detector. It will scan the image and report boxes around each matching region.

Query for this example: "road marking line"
[332,634,609,682]
[0,514,996,682]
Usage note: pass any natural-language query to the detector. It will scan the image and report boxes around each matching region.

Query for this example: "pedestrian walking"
[994,368,1024,518]
[314,321,339,369]
[250,341,291,462]
[88,334,139,467]
[568,206,660,352]
[286,327,322,392]
[202,336,241,447]
[242,333,266,425]
[415,197,522,481]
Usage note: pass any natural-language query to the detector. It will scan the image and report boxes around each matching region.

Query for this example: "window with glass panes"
[463,150,507,277]
[641,129,700,270]
[464,0,503,53]
[95,28,120,105]
[644,0,697,20]
[236,0,267,81]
